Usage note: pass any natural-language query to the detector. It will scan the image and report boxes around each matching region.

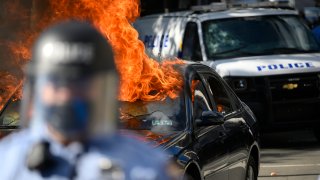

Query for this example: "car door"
[203,73,250,180]
[190,73,228,180]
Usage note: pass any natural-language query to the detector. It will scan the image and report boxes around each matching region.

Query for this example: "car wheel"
[184,174,195,180]
[313,128,320,142]
[184,168,201,180]
[246,156,257,180]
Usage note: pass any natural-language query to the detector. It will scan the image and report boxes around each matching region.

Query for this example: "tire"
[184,168,201,180]
[184,174,195,180]
[246,156,258,180]
[313,128,320,142]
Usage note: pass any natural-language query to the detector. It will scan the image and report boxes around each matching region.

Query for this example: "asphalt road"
[259,130,320,180]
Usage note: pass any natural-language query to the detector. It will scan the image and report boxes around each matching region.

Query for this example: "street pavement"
[259,130,320,180]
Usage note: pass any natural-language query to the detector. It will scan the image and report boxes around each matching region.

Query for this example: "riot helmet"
[21,20,119,141]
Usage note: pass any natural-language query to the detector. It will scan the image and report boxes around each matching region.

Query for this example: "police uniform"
[0,127,172,180]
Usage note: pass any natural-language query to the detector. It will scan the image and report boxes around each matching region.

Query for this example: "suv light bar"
[191,2,227,12]
[191,1,291,12]
[229,1,290,8]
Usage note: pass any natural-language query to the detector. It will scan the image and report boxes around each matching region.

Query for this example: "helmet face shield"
[22,70,119,140]
[89,71,119,137]
[21,21,119,141]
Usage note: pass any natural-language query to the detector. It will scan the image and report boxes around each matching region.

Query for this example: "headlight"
[223,77,250,91]
[233,78,247,91]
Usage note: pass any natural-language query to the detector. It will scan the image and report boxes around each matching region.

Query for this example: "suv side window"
[181,22,203,61]
[204,74,233,115]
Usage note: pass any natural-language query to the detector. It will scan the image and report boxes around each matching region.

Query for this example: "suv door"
[203,73,250,180]
[191,73,228,180]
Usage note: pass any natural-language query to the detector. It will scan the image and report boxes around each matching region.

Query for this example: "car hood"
[202,53,320,77]
[120,129,182,147]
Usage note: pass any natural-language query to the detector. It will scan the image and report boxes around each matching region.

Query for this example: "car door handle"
[219,132,227,138]
[219,132,227,143]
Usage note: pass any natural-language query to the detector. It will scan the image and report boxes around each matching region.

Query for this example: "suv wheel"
[246,155,257,180]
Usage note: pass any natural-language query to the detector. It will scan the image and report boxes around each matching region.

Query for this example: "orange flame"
[0,0,35,111]
[2,0,184,104]
[191,80,200,102]
[0,72,22,110]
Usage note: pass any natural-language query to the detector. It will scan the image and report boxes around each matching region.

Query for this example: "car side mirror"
[196,110,224,126]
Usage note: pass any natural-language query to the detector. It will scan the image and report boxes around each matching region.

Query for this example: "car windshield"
[119,93,186,134]
[0,90,188,134]
[202,15,320,60]
[0,99,20,129]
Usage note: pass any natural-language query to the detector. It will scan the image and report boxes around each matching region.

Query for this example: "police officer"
[0,21,180,180]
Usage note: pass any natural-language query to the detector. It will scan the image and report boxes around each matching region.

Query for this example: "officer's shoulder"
[0,130,30,144]
[0,130,32,154]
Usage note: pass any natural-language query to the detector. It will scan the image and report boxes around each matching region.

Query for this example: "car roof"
[176,60,208,68]
[175,60,216,76]
[141,8,298,22]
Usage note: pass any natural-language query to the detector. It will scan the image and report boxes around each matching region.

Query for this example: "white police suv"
[133,1,320,138]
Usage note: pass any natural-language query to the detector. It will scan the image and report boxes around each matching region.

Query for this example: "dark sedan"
[120,62,260,180]
[0,62,260,179]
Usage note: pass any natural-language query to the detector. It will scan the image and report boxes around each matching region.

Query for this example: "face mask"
[43,98,91,138]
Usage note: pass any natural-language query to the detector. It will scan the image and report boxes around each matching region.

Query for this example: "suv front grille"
[230,73,320,125]
[268,73,320,101]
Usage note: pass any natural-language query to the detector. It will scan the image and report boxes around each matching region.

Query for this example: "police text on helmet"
[41,42,93,64]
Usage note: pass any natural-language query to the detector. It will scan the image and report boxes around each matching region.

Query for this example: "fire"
[1,0,184,104]
[0,72,22,110]
[191,80,200,102]
[0,0,30,111]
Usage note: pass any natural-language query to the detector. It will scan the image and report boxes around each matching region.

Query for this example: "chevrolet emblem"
[282,83,298,90]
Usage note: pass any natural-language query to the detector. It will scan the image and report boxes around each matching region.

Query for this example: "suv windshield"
[202,15,320,60]
[119,94,186,134]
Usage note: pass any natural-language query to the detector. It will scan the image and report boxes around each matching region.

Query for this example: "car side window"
[181,22,203,61]
[223,83,242,111]
[0,100,20,127]
[191,77,213,129]
[205,75,234,115]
